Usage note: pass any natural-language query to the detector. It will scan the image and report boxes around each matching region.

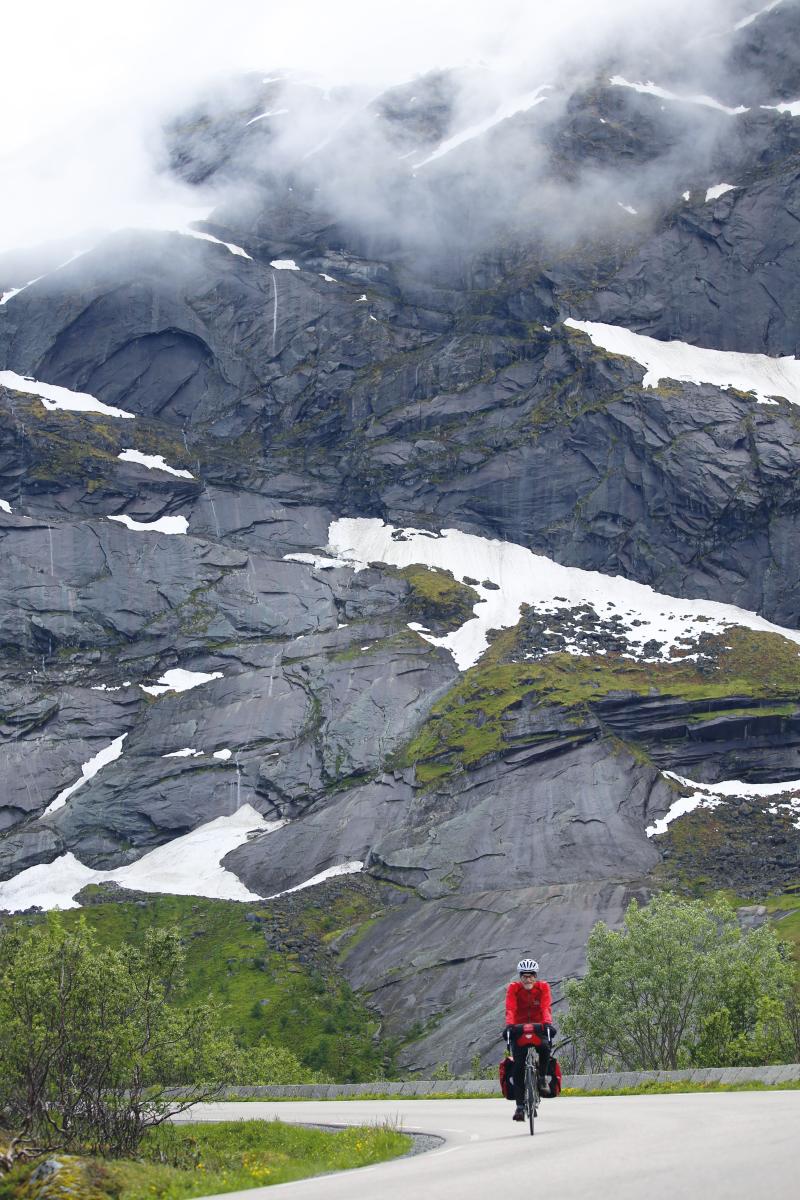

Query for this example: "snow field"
[0,371,135,418]
[0,806,282,911]
[107,514,189,534]
[175,228,252,259]
[139,668,223,697]
[564,319,800,406]
[117,449,194,478]
[326,518,800,671]
[609,76,748,115]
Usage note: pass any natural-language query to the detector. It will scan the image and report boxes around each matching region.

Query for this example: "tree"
[0,915,235,1155]
[563,893,796,1071]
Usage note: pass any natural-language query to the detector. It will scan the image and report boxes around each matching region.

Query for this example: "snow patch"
[762,98,800,116]
[140,669,223,697]
[43,735,127,817]
[0,499,11,513]
[163,748,204,758]
[0,371,135,418]
[682,190,691,200]
[284,551,351,570]
[327,517,800,671]
[0,250,89,307]
[117,449,194,479]
[246,108,289,125]
[175,229,252,259]
[564,319,800,407]
[705,183,737,202]
[617,202,638,215]
[213,748,233,761]
[270,259,299,270]
[413,86,550,168]
[319,273,337,282]
[267,860,364,899]
[108,514,188,534]
[609,76,748,115]
[0,806,283,911]
[648,770,800,836]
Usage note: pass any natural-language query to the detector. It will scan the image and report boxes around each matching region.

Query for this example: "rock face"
[2,2,800,1070]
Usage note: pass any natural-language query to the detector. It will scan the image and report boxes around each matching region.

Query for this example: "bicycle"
[505,1023,547,1135]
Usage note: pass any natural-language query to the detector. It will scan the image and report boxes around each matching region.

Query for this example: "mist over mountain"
[2,0,800,1071]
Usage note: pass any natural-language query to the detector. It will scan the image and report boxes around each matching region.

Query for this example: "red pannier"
[543,1058,563,1097]
[498,1055,516,1100]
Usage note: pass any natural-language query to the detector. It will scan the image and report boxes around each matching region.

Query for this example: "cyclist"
[504,957,554,1121]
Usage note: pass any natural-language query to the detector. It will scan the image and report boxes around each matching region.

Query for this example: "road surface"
[178,1092,799,1200]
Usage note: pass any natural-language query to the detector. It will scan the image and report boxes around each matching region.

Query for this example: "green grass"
[562,1079,800,1097]
[46,892,386,1082]
[0,1121,411,1200]
[400,627,800,783]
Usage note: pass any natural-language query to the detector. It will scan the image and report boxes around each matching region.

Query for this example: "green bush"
[563,893,798,1071]
[0,916,234,1155]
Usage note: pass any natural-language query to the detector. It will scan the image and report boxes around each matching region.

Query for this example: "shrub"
[563,893,797,1070]
[0,915,234,1155]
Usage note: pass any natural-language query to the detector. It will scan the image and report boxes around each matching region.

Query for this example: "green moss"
[397,565,480,631]
[400,625,800,783]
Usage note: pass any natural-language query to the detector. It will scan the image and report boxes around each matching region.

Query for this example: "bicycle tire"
[524,1049,537,1136]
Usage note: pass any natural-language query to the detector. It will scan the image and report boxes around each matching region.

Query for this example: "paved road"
[178,1093,799,1200]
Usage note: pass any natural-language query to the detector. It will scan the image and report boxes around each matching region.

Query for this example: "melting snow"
[267,860,364,899]
[565,319,800,406]
[762,99,800,116]
[43,735,127,817]
[0,499,11,513]
[246,108,289,125]
[413,86,551,168]
[163,748,204,758]
[140,669,223,697]
[327,517,800,671]
[0,371,135,418]
[213,748,233,761]
[705,183,737,201]
[271,259,299,270]
[0,806,282,911]
[117,449,194,478]
[284,551,351,570]
[648,771,800,836]
[175,229,252,259]
[319,273,337,282]
[108,514,189,534]
[609,76,748,115]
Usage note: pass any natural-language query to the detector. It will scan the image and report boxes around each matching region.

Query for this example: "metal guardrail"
[207,1063,800,1099]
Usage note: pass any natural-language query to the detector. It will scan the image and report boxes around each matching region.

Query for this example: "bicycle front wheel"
[524,1050,537,1135]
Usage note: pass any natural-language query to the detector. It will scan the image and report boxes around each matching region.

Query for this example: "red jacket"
[505,980,552,1026]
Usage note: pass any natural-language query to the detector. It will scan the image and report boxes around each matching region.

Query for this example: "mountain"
[1,0,800,1073]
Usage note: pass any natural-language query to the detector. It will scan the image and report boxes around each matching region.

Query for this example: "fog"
[0,0,776,259]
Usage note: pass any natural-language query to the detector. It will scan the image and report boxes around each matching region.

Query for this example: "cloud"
[0,0,758,258]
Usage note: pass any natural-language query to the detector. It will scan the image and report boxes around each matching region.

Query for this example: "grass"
[43,891,386,1082]
[400,627,800,783]
[0,1121,411,1200]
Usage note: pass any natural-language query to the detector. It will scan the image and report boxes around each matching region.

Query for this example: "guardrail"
[208,1063,800,1099]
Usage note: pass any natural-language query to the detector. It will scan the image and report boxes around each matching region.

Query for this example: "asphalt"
[175,1092,799,1200]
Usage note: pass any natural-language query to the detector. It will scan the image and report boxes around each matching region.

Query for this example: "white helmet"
[517,958,539,974]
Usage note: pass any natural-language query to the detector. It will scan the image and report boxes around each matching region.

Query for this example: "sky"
[0,0,755,256]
